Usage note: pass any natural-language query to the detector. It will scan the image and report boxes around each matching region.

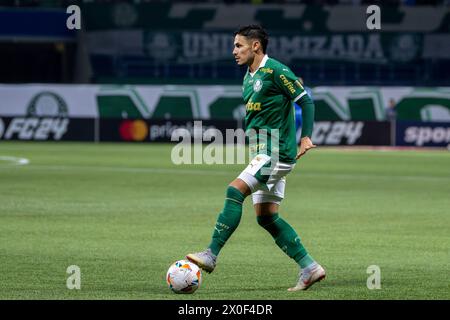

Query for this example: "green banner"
[95,86,450,122]
[1,85,449,122]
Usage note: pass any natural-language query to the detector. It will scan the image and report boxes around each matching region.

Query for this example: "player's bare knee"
[254,203,279,216]
[229,179,251,196]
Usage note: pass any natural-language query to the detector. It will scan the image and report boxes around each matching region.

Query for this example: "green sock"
[298,253,315,269]
[257,213,314,268]
[208,186,245,256]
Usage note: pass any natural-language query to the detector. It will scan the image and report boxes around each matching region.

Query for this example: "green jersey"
[242,55,307,164]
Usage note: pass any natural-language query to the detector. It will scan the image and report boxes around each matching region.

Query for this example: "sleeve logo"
[280,75,296,94]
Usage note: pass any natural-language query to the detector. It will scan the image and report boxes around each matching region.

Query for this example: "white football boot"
[186,248,217,273]
[288,263,326,291]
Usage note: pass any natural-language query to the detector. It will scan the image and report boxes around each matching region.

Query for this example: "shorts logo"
[253,79,263,92]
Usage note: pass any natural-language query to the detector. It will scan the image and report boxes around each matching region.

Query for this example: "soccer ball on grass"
[166,260,202,294]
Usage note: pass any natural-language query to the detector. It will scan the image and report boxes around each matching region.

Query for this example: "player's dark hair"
[234,25,269,54]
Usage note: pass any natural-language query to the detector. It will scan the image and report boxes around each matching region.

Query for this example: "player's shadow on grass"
[206,286,291,294]
[321,278,365,287]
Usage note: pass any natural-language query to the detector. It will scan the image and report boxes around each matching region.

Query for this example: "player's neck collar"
[249,54,269,77]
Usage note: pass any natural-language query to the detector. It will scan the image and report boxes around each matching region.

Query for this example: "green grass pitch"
[0,141,449,300]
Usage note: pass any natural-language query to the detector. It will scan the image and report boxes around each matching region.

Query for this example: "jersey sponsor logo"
[260,67,273,74]
[0,117,69,140]
[279,75,296,94]
[253,79,263,92]
[246,101,262,111]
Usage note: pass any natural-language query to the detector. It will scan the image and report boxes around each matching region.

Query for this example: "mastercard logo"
[119,120,149,141]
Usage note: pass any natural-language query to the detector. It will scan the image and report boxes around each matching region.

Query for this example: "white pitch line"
[2,163,449,183]
[0,156,30,165]
[8,164,232,176]
[298,171,450,183]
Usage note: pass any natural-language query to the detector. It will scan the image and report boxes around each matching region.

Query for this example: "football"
[166,260,202,294]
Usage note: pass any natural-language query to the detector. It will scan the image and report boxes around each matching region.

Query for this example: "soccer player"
[187,25,325,291]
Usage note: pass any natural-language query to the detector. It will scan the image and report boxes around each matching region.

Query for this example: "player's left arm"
[275,66,316,159]
[295,93,316,159]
